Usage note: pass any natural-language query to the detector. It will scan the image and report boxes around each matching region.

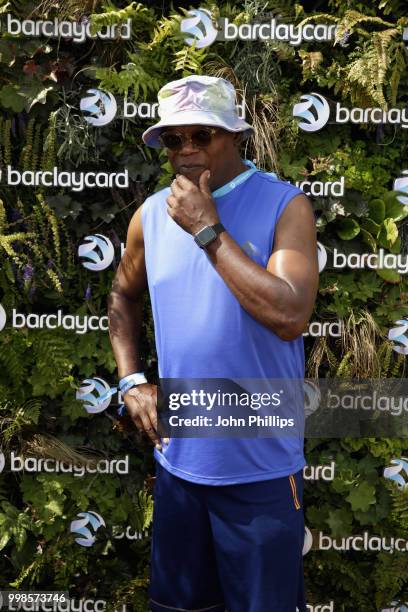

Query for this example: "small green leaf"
[336,218,360,240]
[375,268,400,283]
[0,84,25,112]
[384,192,408,222]
[360,228,377,252]
[326,507,353,537]
[377,218,399,249]
[368,199,385,224]
[361,218,380,236]
[0,531,10,550]
[346,481,376,512]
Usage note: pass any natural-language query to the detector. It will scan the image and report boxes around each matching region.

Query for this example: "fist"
[166,169,220,235]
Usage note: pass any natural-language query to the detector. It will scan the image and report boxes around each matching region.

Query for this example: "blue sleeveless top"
[142,159,306,485]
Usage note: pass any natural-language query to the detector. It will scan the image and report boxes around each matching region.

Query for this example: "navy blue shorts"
[149,462,307,612]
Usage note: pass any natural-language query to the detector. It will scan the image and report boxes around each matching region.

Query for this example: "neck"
[211,158,249,191]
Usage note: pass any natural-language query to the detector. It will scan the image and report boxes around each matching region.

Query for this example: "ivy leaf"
[0,84,25,112]
[346,481,376,512]
[326,507,354,537]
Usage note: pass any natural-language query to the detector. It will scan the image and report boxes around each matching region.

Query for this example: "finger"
[146,402,168,440]
[133,393,161,447]
[199,169,212,196]
[170,177,183,196]
[138,411,162,448]
[175,173,195,187]
[166,194,177,208]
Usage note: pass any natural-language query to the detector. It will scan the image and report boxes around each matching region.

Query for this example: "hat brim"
[141,110,254,148]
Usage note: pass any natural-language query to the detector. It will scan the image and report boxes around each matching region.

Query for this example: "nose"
[178,137,200,155]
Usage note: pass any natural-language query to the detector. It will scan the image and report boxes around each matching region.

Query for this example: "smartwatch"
[194,223,226,249]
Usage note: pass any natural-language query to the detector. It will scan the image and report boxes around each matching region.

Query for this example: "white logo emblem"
[388,320,408,355]
[70,511,106,547]
[383,458,408,490]
[0,303,7,331]
[317,242,327,273]
[393,170,408,205]
[76,378,112,414]
[303,526,313,555]
[0,450,5,473]
[293,93,330,132]
[304,380,321,417]
[78,234,115,271]
[180,8,218,48]
[80,89,117,126]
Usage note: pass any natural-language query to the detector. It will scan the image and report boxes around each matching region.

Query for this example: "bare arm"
[108,205,147,378]
[107,205,164,449]
[204,194,319,340]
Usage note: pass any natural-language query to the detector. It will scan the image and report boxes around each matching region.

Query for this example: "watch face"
[197,226,216,245]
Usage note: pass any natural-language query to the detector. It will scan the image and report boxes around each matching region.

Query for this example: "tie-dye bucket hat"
[142,75,254,148]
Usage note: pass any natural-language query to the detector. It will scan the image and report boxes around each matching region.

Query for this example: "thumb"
[199,169,212,195]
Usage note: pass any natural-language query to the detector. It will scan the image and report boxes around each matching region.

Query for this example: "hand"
[166,169,220,235]
[123,383,170,449]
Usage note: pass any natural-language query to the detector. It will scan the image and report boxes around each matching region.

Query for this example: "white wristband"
[119,372,147,391]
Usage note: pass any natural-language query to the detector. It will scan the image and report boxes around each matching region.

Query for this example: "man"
[108,75,319,612]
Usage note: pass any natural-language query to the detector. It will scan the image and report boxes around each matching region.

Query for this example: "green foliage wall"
[0,0,407,610]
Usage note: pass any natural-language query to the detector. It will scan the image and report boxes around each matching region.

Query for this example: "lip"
[179,165,205,173]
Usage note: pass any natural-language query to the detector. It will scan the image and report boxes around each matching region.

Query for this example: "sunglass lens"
[161,133,183,150]
[192,129,213,147]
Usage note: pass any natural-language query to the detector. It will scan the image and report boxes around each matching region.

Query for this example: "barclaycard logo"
[317,243,408,274]
[181,8,218,48]
[303,461,335,481]
[80,89,117,126]
[303,320,343,337]
[303,525,313,555]
[382,604,408,612]
[181,8,337,48]
[293,93,330,132]
[70,511,106,547]
[78,234,115,271]
[0,303,108,334]
[0,449,5,473]
[304,380,321,417]
[394,170,408,205]
[2,14,132,42]
[293,92,408,131]
[317,242,327,273]
[0,303,6,331]
[76,378,114,414]
[388,320,408,355]
[383,457,408,490]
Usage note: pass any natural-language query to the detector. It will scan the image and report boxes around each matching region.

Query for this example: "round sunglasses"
[158,127,218,151]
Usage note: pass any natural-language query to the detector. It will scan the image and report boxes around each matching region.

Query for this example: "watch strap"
[211,222,225,234]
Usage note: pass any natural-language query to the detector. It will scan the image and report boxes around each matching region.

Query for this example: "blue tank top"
[142,159,307,485]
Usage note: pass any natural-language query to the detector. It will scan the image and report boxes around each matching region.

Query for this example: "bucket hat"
[142,75,254,148]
